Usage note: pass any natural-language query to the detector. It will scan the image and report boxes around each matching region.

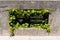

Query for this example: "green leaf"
[15,22,20,29]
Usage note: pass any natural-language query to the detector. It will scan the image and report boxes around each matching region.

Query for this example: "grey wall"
[0,0,60,1]
[0,1,60,36]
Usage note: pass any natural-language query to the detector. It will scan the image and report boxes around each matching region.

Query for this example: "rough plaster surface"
[0,0,60,1]
[14,28,48,36]
[0,1,60,36]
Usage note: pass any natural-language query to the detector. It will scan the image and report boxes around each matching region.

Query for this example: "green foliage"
[21,23,29,28]
[8,9,50,35]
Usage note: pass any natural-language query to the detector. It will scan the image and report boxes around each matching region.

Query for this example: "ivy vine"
[8,9,50,36]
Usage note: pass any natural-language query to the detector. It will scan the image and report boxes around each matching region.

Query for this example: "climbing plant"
[8,9,50,36]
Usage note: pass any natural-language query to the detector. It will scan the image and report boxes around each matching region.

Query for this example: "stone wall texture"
[0,1,60,36]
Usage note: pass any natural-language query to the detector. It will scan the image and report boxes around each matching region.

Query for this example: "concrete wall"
[0,1,60,36]
[0,0,60,1]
